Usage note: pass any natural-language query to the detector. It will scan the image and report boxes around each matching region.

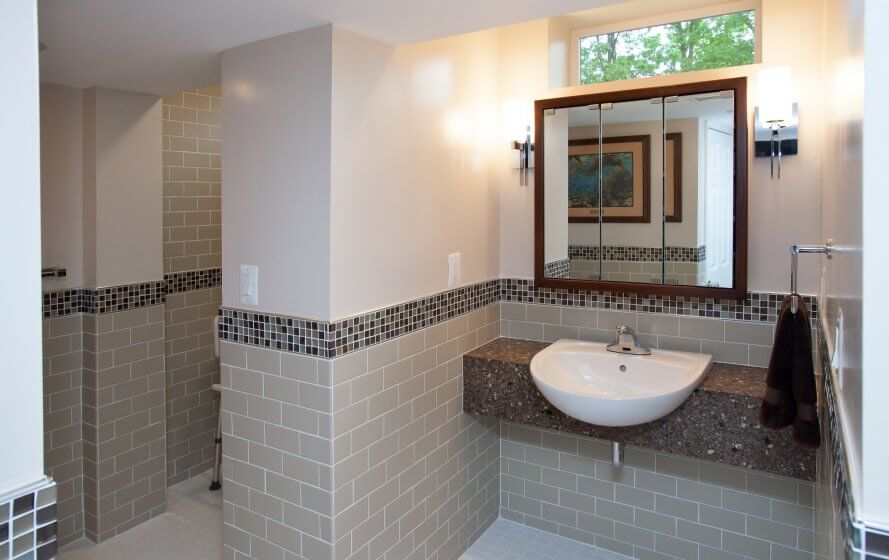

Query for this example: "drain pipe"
[612,441,624,469]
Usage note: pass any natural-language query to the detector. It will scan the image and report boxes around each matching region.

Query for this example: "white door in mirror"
[240,264,259,305]
[530,339,712,426]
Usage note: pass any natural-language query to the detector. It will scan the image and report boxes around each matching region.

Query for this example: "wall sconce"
[755,67,798,179]
[513,126,534,186]
[503,99,534,187]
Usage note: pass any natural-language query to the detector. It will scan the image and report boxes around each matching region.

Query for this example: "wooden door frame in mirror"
[533,77,748,299]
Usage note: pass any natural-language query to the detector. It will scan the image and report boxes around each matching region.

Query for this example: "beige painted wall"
[500,0,824,295]
[328,27,501,319]
[221,0,825,321]
[220,26,332,319]
[82,87,163,287]
[40,83,84,290]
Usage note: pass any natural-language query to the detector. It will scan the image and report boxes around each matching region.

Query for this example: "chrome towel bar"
[790,243,832,314]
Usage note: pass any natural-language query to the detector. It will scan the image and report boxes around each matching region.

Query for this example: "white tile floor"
[56,476,623,560]
[460,519,629,560]
[59,470,223,560]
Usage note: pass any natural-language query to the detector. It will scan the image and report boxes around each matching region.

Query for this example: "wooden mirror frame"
[533,77,748,299]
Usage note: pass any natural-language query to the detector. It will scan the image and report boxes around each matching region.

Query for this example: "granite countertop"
[463,337,816,480]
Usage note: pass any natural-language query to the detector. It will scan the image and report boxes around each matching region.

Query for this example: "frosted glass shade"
[757,67,794,125]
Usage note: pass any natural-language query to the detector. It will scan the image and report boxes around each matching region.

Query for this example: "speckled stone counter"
[463,337,816,480]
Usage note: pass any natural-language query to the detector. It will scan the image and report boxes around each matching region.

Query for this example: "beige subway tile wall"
[43,314,85,545]
[219,341,335,560]
[329,304,501,560]
[219,303,502,560]
[165,286,222,485]
[81,305,168,542]
[162,83,223,488]
[162,85,221,275]
[500,301,787,367]
[500,422,815,560]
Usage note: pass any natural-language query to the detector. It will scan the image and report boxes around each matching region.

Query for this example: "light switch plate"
[240,264,258,306]
[448,253,461,288]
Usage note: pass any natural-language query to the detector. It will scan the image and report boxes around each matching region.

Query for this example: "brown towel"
[759,295,821,448]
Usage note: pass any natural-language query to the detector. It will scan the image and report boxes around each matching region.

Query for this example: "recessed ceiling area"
[38,0,627,95]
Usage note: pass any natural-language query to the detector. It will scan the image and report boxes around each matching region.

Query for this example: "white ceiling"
[38,0,626,95]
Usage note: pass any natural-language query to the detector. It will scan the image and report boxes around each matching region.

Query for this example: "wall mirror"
[535,78,747,298]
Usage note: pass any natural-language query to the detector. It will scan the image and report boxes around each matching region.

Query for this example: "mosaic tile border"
[218,308,328,356]
[501,278,818,325]
[542,258,570,279]
[91,281,165,314]
[219,278,817,358]
[0,478,57,560]
[568,244,707,262]
[327,278,500,357]
[818,326,859,559]
[41,289,91,319]
[164,267,221,295]
[43,267,222,318]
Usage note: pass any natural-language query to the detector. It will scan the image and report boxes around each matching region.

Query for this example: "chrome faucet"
[606,326,651,355]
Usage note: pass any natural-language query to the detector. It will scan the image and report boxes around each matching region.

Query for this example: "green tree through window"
[579,10,755,85]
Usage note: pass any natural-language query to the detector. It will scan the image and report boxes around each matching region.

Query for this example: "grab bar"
[790,243,832,314]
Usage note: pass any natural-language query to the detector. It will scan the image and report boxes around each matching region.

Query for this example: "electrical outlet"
[240,264,259,306]
[448,253,461,288]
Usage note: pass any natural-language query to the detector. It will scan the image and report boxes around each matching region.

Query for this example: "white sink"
[529,339,712,427]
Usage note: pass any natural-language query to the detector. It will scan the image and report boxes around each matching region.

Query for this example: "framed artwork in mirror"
[567,133,682,223]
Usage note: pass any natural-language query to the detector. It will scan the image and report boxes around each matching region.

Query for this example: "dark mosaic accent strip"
[218,309,328,356]
[219,280,501,358]
[219,278,819,358]
[569,244,707,263]
[327,279,500,358]
[0,480,57,560]
[543,259,570,279]
[42,289,91,319]
[42,283,163,317]
[92,281,165,314]
[164,267,222,294]
[818,325,863,559]
[501,278,818,326]
[44,267,222,317]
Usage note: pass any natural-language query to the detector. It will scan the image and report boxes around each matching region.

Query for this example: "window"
[578,10,755,85]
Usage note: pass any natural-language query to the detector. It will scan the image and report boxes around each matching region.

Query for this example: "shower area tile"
[460,518,628,560]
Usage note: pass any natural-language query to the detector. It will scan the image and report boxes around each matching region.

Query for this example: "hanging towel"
[789,297,821,447]
[759,295,821,448]
[760,296,797,429]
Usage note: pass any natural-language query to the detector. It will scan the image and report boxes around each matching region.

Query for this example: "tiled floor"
[59,470,222,560]
[460,519,629,560]
[55,477,623,560]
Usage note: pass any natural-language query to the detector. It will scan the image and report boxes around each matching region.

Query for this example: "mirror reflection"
[542,88,735,288]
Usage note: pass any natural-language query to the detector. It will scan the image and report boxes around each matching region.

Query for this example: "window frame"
[569,1,762,87]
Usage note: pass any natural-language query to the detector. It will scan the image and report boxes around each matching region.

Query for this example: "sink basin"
[530,339,712,427]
